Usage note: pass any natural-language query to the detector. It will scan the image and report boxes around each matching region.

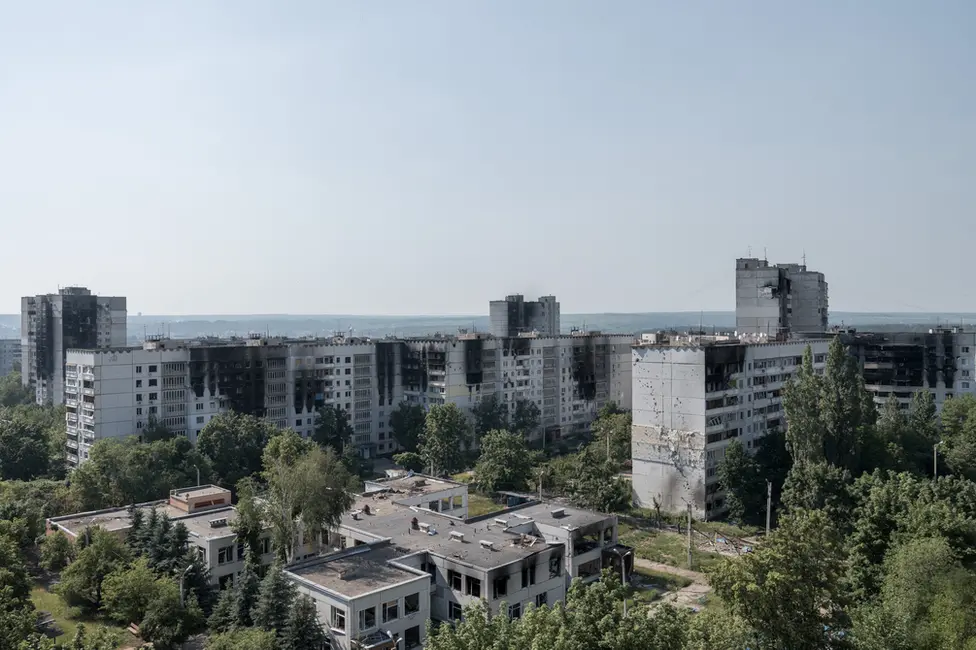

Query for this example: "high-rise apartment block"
[21,288,127,404]
[489,294,560,337]
[0,339,21,376]
[735,258,828,337]
[65,331,632,467]
[630,336,830,519]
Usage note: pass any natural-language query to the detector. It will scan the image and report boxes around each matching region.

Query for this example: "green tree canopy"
[590,411,632,468]
[569,447,631,512]
[389,402,426,454]
[0,403,65,481]
[471,394,508,441]
[206,628,278,650]
[100,557,160,625]
[717,439,766,526]
[473,429,534,493]
[420,403,470,475]
[0,372,32,407]
[311,404,353,454]
[392,451,425,473]
[197,412,277,488]
[39,530,75,572]
[253,561,296,635]
[57,527,133,611]
[512,398,541,436]
[938,393,976,480]
[261,430,354,562]
[282,594,330,650]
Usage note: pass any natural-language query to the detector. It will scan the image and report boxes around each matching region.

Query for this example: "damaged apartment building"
[630,335,830,519]
[64,329,633,466]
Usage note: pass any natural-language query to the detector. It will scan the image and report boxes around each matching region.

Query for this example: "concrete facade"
[65,331,632,467]
[21,287,126,405]
[631,338,830,519]
[735,258,828,337]
[0,338,20,376]
[489,295,560,337]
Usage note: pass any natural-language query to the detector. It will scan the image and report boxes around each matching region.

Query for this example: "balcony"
[66,440,78,450]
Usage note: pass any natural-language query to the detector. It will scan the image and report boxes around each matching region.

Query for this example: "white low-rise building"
[630,337,831,519]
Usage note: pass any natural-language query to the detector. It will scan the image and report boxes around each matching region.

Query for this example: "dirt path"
[634,558,711,610]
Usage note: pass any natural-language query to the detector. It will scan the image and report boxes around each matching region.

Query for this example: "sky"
[1,2,974,316]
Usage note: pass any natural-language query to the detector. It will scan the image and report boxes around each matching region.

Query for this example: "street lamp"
[179,564,193,607]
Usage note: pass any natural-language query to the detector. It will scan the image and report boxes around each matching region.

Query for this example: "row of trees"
[710,337,976,647]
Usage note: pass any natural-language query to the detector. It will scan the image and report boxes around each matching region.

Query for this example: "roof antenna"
[802,249,807,268]
[763,247,767,263]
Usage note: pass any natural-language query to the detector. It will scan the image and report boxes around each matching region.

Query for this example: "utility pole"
[766,480,773,536]
[686,503,693,570]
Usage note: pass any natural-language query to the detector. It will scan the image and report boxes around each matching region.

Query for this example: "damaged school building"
[47,473,632,650]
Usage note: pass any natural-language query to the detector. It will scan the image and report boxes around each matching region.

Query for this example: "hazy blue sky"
[1,2,974,315]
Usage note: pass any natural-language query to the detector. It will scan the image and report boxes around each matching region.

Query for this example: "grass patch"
[31,584,134,644]
[617,524,725,572]
[451,471,474,484]
[466,493,502,517]
[634,566,694,591]
[694,520,761,539]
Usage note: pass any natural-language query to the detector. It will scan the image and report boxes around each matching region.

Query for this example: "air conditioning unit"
[418,522,431,532]
[449,531,465,542]
[209,518,228,528]
[479,540,496,551]
[493,518,509,527]
[551,508,566,518]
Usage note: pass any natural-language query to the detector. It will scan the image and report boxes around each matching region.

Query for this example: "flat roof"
[364,474,463,497]
[287,546,425,598]
[170,485,230,500]
[51,502,185,537]
[510,502,612,530]
[341,509,553,570]
[179,507,239,541]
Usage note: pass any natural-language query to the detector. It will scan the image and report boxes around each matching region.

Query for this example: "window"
[331,606,345,631]
[296,419,302,427]
[148,406,157,415]
[196,416,204,424]
[521,564,536,588]
[382,599,399,622]
[135,379,142,388]
[136,366,142,373]
[217,545,234,565]
[358,606,376,631]
[536,592,548,607]
[260,537,272,555]
[148,365,157,373]
[448,570,463,591]
[509,603,521,619]
[149,392,158,401]
[345,357,351,363]
[345,368,351,375]
[965,382,971,389]
[136,421,143,429]
[237,541,245,560]
[465,576,481,598]
[448,601,463,621]
[493,575,508,599]
[404,592,420,615]
[136,407,143,416]
[136,394,143,403]
[148,378,158,387]
[196,403,203,411]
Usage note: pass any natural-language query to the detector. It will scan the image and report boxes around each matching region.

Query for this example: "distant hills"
[4,311,976,344]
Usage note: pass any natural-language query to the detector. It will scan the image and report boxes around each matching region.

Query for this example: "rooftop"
[510,502,612,531]
[170,485,231,500]
[287,545,426,599]
[179,507,239,541]
[49,502,184,537]
[363,473,463,497]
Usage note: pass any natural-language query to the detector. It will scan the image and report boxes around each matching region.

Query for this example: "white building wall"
[0,339,20,376]
[631,340,830,519]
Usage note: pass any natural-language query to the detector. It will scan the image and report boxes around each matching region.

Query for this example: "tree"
[569,447,631,512]
[207,587,237,635]
[590,411,632,467]
[206,628,277,650]
[420,403,470,475]
[140,415,172,443]
[282,594,330,650]
[56,528,132,610]
[389,402,426,453]
[232,477,264,558]
[938,394,976,480]
[392,451,424,472]
[905,390,940,475]
[261,430,354,562]
[782,340,876,474]
[197,412,277,488]
[0,372,33,407]
[851,536,976,650]
[311,404,353,454]
[473,429,534,493]
[709,509,850,650]
[511,398,541,437]
[0,409,56,481]
[780,461,855,531]
[716,439,765,525]
[253,561,296,634]
[68,436,213,511]
[0,533,32,603]
[100,557,160,625]
[471,394,508,441]
[139,578,204,650]
[39,530,75,572]
[232,551,262,628]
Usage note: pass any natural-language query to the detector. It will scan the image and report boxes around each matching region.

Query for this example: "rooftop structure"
[288,544,426,599]
[735,257,828,338]
[489,294,560,337]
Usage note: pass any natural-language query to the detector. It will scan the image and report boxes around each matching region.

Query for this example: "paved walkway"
[634,558,712,610]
